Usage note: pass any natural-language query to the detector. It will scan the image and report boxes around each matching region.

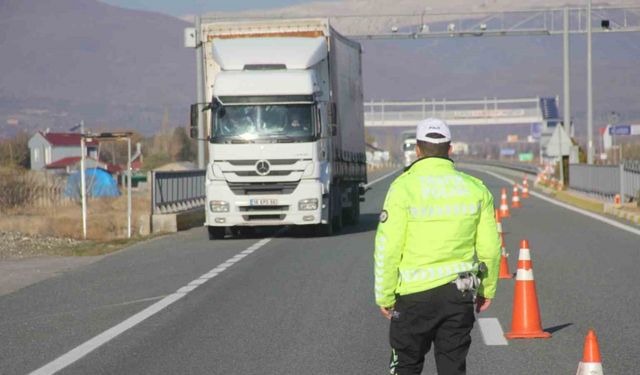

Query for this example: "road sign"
[519,153,534,161]
[609,125,631,135]
[531,123,542,139]
[545,124,572,157]
[500,148,516,156]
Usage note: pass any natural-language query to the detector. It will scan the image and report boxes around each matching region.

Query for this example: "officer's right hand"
[380,306,394,320]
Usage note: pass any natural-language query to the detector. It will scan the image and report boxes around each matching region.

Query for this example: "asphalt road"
[1,166,639,374]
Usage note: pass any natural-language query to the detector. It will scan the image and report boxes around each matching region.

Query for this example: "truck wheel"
[343,184,360,226]
[314,196,334,237]
[332,186,343,232]
[314,222,333,237]
[207,226,226,240]
[351,189,360,225]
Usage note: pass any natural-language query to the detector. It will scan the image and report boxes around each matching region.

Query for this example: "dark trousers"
[389,283,476,375]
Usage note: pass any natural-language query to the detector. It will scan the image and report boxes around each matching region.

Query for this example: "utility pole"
[195,16,205,169]
[80,136,87,239]
[560,7,570,184]
[587,0,594,164]
[127,136,132,238]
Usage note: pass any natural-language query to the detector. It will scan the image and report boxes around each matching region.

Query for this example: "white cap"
[416,118,451,144]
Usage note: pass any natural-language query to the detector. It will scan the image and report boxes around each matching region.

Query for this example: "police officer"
[374,118,501,375]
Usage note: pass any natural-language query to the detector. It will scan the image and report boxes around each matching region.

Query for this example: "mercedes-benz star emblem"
[255,160,271,176]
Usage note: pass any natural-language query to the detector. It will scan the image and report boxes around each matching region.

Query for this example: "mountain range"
[1,0,639,142]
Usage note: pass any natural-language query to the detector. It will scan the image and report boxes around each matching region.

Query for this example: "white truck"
[188,18,366,238]
[401,131,417,167]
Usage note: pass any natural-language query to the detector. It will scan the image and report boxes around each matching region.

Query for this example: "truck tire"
[314,221,333,237]
[207,226,226,240]
[332,186,343,232]
[350,187,360,225]
[343,183,360,226]
[314,191,336,237]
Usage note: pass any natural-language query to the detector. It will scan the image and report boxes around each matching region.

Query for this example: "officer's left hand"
[380,306,395,320]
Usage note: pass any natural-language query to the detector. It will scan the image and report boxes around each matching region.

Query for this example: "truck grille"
[238,205,289,212]
[225,159,305,166]
[242,214,286,221]
[228,181,299,195]
[234,170,292,177]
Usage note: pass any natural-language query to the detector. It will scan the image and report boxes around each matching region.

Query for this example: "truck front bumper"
[205,179,324,227]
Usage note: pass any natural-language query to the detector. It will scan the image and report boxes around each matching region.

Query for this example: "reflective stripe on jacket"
[374,157,501,308]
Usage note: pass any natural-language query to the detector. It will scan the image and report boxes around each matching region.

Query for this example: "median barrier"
[151,208,205,234]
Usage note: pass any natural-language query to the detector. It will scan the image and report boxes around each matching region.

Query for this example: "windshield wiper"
[210,135,255,144]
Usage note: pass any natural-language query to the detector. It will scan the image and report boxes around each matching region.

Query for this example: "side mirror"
[190,104,199,139]
[328,102,337,125]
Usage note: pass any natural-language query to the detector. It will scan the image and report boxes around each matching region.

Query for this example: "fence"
[569,161,640,201]
[0,174,74,210]
[456,158,539,175]
[151,170,206,214]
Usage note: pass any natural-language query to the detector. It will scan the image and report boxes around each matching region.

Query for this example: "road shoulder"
[0,256,103,296]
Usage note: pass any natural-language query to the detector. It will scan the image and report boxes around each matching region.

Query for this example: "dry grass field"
[0,193,150,242]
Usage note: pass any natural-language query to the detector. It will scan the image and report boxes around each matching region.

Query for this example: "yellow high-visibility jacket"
[374,157,501,308]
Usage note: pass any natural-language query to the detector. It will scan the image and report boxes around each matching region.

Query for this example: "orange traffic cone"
[505,240,551,339]
[499,188,510,218]
[495,208,502,234]
[576,329,604,375]
[511,184,521,208]
[521,175,529,198]
[498,232,512,279]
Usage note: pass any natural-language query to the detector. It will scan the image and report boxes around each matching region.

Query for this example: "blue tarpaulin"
[64,168,120,198]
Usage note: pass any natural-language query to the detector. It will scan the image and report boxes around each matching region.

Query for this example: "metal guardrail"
[622,161,640,201]
[457,159,539,175]
[569,161,640,201]
[461,158,640,202]
[569,164,620,197]
[151,170,206,214]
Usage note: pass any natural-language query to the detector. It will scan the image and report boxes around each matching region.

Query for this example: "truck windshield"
[403,141,416,151]
[211,104,315,143]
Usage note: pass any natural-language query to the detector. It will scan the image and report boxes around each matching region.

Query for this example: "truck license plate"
[250,199,278,206]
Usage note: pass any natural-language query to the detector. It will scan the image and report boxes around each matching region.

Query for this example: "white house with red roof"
[28,131,99,171]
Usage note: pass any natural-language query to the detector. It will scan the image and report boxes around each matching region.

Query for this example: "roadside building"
[28,131,98,171]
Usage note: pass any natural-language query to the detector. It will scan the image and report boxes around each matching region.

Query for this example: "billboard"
[530,123,542,139]
[500,148,516,156]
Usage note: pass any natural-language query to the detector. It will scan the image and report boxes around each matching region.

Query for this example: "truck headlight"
[209,200,229,212]
[298,198,318,211]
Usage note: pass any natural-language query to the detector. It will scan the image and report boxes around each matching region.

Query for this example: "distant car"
[403,138,417,167]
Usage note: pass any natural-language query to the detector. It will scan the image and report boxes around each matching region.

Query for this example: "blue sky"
[100,0,316,16]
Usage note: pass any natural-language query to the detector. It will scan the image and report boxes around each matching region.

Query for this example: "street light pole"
[587,0,594,164]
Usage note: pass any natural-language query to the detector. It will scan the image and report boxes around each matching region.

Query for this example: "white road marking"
[477,318,509,346]
[30,171,398,374]
[28,237,274,375]
[364,169,401,189]
[475,168,640,237]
